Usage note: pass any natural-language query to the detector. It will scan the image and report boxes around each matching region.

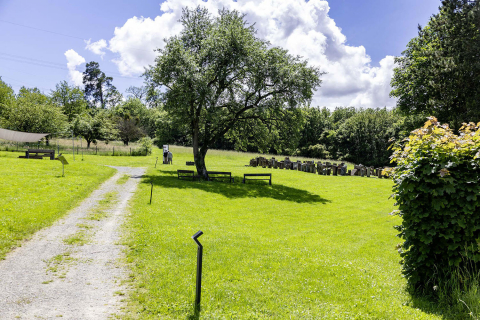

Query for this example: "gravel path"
[0,166,145,319]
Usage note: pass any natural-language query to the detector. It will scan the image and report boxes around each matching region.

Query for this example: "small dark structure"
[243,173,272,185]
[206,171,233,183]
[18,149,55,160]
[177,170,195,180]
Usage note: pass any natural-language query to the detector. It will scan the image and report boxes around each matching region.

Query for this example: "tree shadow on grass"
[143,170,330,204]
[407,294,467,320]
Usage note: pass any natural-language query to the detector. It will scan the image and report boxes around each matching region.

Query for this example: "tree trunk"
[194,149,207,178]
[87,140,91,148]
[193,122,208,178]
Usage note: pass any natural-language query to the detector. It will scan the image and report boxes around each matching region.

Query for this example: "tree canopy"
[145,6,322,176]
[50,81,87,122]
[390,0,480,129]
[83,62,121,109]
[0,87,67,142]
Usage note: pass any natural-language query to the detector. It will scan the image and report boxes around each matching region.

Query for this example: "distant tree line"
[0,72,413,166]
[0,62,162,150]
[1,1,478,168]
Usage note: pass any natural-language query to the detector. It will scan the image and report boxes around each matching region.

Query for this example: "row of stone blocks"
[249,157,391,178]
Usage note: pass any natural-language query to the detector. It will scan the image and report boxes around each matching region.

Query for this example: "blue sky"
[0,0,441,108]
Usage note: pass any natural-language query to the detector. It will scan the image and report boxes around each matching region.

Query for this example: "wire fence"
[0,137,148,157]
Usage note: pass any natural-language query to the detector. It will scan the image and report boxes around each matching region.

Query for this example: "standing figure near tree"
[163,150,168,164]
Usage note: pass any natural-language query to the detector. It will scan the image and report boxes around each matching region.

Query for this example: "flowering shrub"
[391,117,480,293]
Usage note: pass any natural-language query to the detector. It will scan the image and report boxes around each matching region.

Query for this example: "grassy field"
[0,151,115,259]
[121,147,444,319]
[0,146,464,318]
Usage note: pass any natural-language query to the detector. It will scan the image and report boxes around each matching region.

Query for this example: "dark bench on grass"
[18,149,55,160]
[207,171,233,183]
[178,170,195,181]
[186,161,195,166]
[243,173,272,185]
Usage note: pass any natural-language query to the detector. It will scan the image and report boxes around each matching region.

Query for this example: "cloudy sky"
[0,0,441,108]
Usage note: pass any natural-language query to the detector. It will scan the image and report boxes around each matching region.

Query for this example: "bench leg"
[269,178,272,185]
[243,178,245,184]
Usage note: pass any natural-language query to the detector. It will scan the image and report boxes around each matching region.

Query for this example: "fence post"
[113,147,114,156]
[72,131,75,161]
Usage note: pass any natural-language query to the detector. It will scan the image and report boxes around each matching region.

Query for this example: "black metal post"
[149,182,153,204]
[155,157,158,168]
[192,231,204,310]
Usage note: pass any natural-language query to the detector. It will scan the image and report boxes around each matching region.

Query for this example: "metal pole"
[155,157,158,168]
[72,131,75,161]
[81,139,83,161]
[149,182,153,204]
[62,162,64,177]
[192,231,204,311]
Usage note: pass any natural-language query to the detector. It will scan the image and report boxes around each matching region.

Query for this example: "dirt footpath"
[0,166,145,319]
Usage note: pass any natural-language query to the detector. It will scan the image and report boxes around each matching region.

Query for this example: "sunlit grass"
[121,148,441,319]
[117,174,130,185]
[0,152,115,259]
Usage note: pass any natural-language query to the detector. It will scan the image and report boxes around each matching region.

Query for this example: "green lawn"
[122,147,442,319]
[0,151,115,259]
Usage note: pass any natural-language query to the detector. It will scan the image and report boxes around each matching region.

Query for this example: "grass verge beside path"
[122,150,441,319]
[0,152,115,259]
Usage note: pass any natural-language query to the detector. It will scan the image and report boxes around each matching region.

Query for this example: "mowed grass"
[0,151,115,259]
[122,147,442,319]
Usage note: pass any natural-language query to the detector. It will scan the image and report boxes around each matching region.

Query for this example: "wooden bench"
[186,161,195,166]
[207,171,233,183]
[18,149,55,160]
[178,170,195,181]
[243,173,272,185]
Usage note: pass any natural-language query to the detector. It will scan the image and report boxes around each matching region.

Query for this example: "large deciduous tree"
[390,0,480,130]
[83,62,122,109]
[145,7,322,176]
[71,111,115,148]
[50,81,87,122]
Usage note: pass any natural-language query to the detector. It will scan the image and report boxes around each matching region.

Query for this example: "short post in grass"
[192,230,204,311]
[155,157,158,168]
[149,182,153,204]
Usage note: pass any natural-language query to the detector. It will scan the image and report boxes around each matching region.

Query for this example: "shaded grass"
[0,152,115,259]
[121,150,442,319]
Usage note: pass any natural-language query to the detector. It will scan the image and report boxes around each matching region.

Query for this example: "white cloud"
[85,39,108,58]
[105,0,397,108]
[64,49,85,87]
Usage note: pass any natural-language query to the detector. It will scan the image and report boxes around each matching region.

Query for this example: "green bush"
[139,137,153,156]
[391,117,480,294]
[301,144,330,159]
